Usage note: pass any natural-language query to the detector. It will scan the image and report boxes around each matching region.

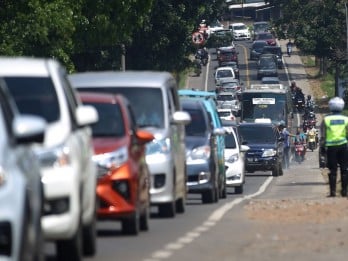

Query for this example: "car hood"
[185,136,209,150]
[93,137,128,155]
[224,148,239,156]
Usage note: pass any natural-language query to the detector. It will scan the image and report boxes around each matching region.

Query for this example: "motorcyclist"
[307,126,318,151]
[286,40,293,57]
[320,97,348,197]
[294,88,305,111]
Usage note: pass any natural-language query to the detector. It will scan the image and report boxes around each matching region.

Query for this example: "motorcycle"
[294,141,305,163]
[307,131,317,151]
[295,97,305,112]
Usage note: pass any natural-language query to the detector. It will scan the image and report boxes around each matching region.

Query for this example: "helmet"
[291,81,296,86]
[328,97,345,112]
[279,120,285,126]
[307,95,311,100]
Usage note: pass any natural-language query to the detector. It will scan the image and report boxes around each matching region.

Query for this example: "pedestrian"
[286,40,293,57]
[320,97,348,197]
[277,120,294,169]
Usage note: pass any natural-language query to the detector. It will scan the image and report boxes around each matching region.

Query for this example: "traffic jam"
[0,16,323,261]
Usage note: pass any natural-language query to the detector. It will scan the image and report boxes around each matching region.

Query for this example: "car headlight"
[262,149,277,157]
[146,138,170,156]
[92,146,128,169]
[226,153,239,163]
[188,145,211,160]
[37,144,71,168]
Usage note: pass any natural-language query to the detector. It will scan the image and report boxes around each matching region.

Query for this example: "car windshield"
[221,82,238,88]
[225,133,237,149]
[259,58,276,69]
[254,23,269,32]
[5,77,60,123]
[184,108,207,137]
[77,87,164,128]
[84,102,125,137]
[234,25,247,30]
[239,125,275,144]
[258,33,273,40]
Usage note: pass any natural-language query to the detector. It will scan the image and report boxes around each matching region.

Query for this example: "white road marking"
[144,177,273,261]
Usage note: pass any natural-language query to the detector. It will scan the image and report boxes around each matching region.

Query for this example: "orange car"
[78,92,154,235]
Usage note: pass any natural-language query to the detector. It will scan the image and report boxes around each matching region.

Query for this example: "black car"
[250,40,268,60]
[262,45,283,69]
[257,54,278,80]
[239,122,284,176]
[181,98,225,204]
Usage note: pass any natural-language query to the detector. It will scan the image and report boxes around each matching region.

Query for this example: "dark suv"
[238,122,284,176]
[262,45,283,69]
[181,98,225,204]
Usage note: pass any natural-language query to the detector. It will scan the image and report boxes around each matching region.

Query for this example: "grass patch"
[176,69,190,89]
[320,74,335,98]
[302,55,316,67]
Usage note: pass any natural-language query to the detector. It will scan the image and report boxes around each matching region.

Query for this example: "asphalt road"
[44,39,326,261]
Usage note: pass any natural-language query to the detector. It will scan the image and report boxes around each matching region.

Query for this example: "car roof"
[239,122,275,128]
[231,22,246,26]
[252,40,268,45]
[0,56,60,77]
[69,71,175,89]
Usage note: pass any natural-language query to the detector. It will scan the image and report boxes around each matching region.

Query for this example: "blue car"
[179,89,226,199]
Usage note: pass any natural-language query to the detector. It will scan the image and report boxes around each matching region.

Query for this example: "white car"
[0,82,46,261]
[223,127,249,194]
[214,67,236,85]
[0,57,99,260]
[229,22,251,40]
[218,108,236,121]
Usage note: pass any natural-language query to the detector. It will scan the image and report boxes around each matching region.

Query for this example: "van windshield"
[78,87,164,128]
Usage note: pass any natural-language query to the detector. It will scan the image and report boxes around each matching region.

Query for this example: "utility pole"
[121,44,126,71]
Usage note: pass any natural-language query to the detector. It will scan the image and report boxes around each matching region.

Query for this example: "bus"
[240,84,294,129]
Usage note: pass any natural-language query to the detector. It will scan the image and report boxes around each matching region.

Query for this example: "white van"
[69,71,191,218]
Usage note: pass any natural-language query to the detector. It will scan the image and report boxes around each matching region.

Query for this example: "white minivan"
[0,57,99,261]
[69,71,191,218]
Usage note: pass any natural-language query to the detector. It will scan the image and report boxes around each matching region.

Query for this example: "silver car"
[69,71,191,218]
[0,81,46,261]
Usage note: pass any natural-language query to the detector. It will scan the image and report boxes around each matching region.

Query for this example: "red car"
[217,46,239,66]
[78,92,154,235]
[254,32,276,46]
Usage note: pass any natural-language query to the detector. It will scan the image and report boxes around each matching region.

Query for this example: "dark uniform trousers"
[327,143,348,196]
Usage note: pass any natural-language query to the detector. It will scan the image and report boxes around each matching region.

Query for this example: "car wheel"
[202,189,215,204]
[235,185,243,194]
[122,209,140,235]
[158,201,176,218]
[56,213,83,261]
[140,205,150,231]
[272,164,280,177]
[82,205,97,257]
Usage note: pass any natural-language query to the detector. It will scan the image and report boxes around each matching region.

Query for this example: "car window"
[225,133,237,149]
[239,125,275,143]
[85,102,125,137]
[184,108,207,137]
[217,70,233,78]
[81,87,164,129]
[5,77,60,123]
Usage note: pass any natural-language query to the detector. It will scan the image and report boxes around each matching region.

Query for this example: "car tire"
[272,164,280,177]
[82,206,97,257]
[235,185,243,194]
[56,213,83,261]
[140,206,150,231]
[202,189,215,204]
[158,201,176,218]
[122,209,140,235]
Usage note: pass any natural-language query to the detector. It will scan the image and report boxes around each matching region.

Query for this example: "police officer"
[320,97,348,197]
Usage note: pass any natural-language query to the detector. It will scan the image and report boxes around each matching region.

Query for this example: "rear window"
[5,77,60,123]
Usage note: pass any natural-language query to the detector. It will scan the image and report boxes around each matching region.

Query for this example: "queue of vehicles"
[0,20,299,261]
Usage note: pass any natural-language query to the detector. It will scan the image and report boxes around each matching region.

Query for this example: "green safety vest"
[324,114,348,147]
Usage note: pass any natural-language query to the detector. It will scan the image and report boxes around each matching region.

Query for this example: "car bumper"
[245,156,278,172]
[186,161,214,193]
[41,165,80,240]
[146,154,175,205]
[225,161,244,186]
[96,162,143,220]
